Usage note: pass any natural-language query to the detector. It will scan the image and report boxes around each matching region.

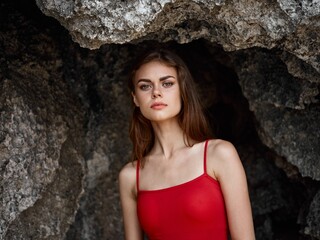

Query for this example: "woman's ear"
[132,92,139,107]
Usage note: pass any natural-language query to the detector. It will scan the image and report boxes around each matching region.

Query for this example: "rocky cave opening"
[1,0,319,239]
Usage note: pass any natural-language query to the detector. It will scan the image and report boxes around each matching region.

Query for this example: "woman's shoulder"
[207,138,237,155]
[205,139,242,178]
[119,160,138,188]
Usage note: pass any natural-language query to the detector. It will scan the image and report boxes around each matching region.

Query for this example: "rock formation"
[0,0,319,239]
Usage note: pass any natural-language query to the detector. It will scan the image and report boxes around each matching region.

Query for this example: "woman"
[119,49,255,240]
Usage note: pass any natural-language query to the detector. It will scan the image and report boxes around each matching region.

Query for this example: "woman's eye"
[139,84,151,90]
[163,82,174,88]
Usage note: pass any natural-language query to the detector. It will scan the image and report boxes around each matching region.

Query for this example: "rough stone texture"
[35,0,320,72]
[231,49,320,180]
[4,138,84,240]
[0,40,87,239]
[58,45,133,240]
[1,0,320,239]
[0,1,135,239]
[0,79,64,238]
[230,48,320,239]
[239,145,308,240]
[0,1,86,238]
[304,190,320,238]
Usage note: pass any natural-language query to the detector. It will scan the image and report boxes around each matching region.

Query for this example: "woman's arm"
[119,162,143,240]
[207,140,255,240]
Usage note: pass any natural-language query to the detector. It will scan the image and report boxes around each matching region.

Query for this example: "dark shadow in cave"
[174,41,257,144]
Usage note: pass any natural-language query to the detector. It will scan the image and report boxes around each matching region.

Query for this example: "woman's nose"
[152,88,162,99]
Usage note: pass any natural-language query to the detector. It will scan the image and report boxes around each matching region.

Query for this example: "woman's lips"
[151,102,168,110]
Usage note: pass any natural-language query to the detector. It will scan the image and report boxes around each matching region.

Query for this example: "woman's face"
[132,60,181,123]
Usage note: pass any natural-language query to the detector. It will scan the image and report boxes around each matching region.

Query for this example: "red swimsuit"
[137,140,228,240]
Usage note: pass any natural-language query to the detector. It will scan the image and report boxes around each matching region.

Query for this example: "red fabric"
[137,140,228,240]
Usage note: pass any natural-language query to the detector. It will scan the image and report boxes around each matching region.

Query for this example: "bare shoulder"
[119,161,138,196]
[207,139,239,159]
[119,160,137,176]
[206,139,243,180]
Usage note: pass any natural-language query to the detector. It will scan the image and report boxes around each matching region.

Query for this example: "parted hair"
[128,48,212,167]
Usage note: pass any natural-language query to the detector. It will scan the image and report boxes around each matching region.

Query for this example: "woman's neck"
[150,119,192,160]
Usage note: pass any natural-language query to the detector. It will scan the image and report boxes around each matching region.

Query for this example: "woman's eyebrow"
[159,75,176,81]
[136,79,151,83]
[137,75,175,83]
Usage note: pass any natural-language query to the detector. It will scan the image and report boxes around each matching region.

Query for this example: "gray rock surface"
[0,73,85,239]
[304,190,320,238]
[35,0,320,72]
[0,3,86,238]
[231,49,320,180]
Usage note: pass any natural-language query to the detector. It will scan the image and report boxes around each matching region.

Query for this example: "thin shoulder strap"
[203,139,209,174]
[136,160,140,192]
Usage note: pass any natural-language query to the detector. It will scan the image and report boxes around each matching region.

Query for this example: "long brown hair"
[128,49,213,166]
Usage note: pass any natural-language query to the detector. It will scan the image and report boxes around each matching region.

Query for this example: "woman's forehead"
[134,61,177,80]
